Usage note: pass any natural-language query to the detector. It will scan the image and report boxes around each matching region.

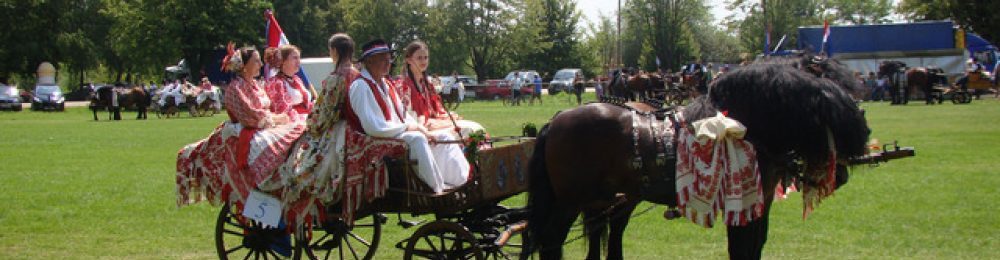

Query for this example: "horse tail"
[525,123,552,257]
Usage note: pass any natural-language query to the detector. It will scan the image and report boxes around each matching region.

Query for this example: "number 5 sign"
[242,190,283,228]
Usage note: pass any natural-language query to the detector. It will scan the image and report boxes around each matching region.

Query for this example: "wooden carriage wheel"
[951,91,972,104]
[295,213,384,260]
[215,203,297,260]
[404,220,484,260]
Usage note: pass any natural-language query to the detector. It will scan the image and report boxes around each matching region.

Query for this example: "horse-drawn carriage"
[212,132,535,260]
[945,71,996,104]
[152,86,221,118]
[604,68,696,107]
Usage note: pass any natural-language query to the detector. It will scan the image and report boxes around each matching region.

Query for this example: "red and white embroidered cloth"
[676,112,764,228]
[176,77,308,226]
[340,129,407,223]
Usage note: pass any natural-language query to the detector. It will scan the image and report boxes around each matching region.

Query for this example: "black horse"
[605,68,634,100]
[878,60,909,105]
[524,55,870,260]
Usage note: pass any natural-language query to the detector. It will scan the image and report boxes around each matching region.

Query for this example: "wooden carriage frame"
[214,135,535,260]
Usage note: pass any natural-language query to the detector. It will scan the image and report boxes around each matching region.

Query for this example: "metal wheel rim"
[296,213,382,260]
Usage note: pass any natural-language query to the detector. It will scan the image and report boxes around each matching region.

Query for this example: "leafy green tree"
[425,0,546,80]
[621,0,710,71]
[580,14,618,77]
[341,0,429,54]
[422,0,472,76]
[728,0,822,55]
[272,0,343,57]
[0,1,67,84]
[898,0,1000,46]
[897,0,952,20]
[57,0,112,86]
[826,0,894,25]
[693,25,746,64]
[523,0,582,78]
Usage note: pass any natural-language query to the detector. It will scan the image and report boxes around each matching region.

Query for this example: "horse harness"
[613,101,683,206]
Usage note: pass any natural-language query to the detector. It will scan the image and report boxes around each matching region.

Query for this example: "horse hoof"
[663,208,681,220]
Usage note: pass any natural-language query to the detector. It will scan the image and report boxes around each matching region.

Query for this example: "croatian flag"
[265,10,312,88]
[820,20,831,54]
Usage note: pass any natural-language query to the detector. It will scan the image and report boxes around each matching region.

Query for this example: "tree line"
[0,0,989,89]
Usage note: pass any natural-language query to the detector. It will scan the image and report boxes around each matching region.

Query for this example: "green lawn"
[0,94,997,259]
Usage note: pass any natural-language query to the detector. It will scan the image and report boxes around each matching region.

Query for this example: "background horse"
[605,68,634,100]
[89,86,149,121]
[186,90,220,117]
[878,60,911,104]
[524,55,870,260]
[681,68,708,97]
[625,72,666,101]
[905,67,948,104]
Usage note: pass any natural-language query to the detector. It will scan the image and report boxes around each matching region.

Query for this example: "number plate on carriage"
[242,190,283,228]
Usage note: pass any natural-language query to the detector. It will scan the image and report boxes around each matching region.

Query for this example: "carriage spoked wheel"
[215,203,297,259]
[951,91,972,104]
[295,213,384,260]
[404,220,484,260]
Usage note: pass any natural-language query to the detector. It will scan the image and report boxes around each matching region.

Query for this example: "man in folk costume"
[344,39,470,194]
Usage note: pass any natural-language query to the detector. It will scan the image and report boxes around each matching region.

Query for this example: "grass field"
[1,93,998,259]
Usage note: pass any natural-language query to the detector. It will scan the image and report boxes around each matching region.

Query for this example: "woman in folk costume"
[176,43,310,209]
[274,34,361,223]
[344,39,470,194]
[263,44,313,124]
[397,40,485,138]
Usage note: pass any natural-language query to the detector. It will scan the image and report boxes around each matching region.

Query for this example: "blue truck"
[797,21,997,76]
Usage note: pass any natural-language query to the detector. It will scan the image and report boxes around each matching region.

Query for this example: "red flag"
[264,10,312,87]
[822,20,830,44]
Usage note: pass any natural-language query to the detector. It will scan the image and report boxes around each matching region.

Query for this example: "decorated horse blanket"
[675,112,764,228]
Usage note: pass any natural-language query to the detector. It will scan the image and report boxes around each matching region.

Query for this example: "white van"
[300,58,334,90]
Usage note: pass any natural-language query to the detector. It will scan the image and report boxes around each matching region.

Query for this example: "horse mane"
[686,59,870,162]
[754,54,863,94]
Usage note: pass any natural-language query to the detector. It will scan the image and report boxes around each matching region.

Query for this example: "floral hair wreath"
[221,42,244,73]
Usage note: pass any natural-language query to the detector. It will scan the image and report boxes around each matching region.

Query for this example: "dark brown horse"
[905,67,948,104]
[625,72,666,101]
[681,64,709,97]
[524,55,870,260]
[89,86,150,121]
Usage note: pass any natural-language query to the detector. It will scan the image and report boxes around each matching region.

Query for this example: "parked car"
[31,84,65,111]
[0,84,23,111]
[548,68,583,95]
[476,79,512,100]
[440,75,478,90]
[503,70,540,87]
[439,75,478,98]
[507,70,541,95]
